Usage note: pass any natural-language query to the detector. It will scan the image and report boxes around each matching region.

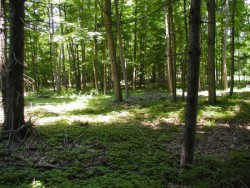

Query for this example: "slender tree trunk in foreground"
[133,4,137,90]
[93,38,99,93]
[0,0,7,118]
[222,0,229,90]
[103,0,122,102]
[229,0,236,97]
[180,0,201,167]
[207,0,216,104]
[4,0,26,137]
[114,0,129,99]
[182,0,188,100]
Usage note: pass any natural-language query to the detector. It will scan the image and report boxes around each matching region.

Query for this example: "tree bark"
[222,0,229,90]
[165,4,176,101]
[59,7,67,90]
[103,0,122,102]
[93,38,99,93]
[4,0,26,135]
[0,0,7,118]
[69,40,81,91]
[81,41,86,89]
[180,0,201,167]
[49,3,60,93]
[229,0,236,97]
[207,0,216,104]
[102,40,107,95]
[114,0,129,99]
[93,0,99,93]
[165,7,172,93]
[133,3,137,90]
[182,0,188,100]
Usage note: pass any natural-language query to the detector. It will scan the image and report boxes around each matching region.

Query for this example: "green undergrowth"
[0,122,249,187]
[1,89,250,187]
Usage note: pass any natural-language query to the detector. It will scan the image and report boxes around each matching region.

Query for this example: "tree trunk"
[93,1,99,93]
[182,0,188,100]
[114,0,129,99]
[165,4,176,101]
[0,0,7,118]
[229,0,236,97]
[59,7,67,90]
[102,40,107,95]
[170,5,177,101]
[49,3,60,93]
[103,0,122,102]
[207,0,216,104]
[139,37,145,88]
[69,40,81,91]
[222,0,229,90]
[4,0,26,136]
[180,0,201,167]
[165,7,172,93]
[133,4,137,90]
[93,38,99,93]
[81,41,86,88]
[76,44,82,91]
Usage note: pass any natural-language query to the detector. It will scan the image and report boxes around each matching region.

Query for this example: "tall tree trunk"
[4,0,26,137]
[207,0,216,104]
[69,40,81,91]
[103,0,122,102]
[180,0,201,167]
[170,5,177,101]
[48,4,55,90]
[229,0,236,97]
[102,40,107,95]
[76,44,81,90]
[0,0,7,118]
[182,0,188,99]
[165,7,172,93]
[200,34,206,91]
[93,38,99,93]
[114,0,129,99]
[50,3,60,93]
[222,0,229,90]
[133,9,137,90]
[59,7,67,90]
[61,43,67,90]
[31,37,39,91]
[93,0,99,93]
[139,36,145,88]
[165,4,176,100]
[81,41,86,89]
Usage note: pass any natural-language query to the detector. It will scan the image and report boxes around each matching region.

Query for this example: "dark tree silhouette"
[4,0,26,138]
[180,0,201,167]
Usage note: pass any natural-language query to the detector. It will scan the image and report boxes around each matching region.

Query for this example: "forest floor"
[0,87,250,187]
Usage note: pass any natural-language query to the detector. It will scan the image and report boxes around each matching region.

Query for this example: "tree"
[207,0,216,104]
[222,0,229,90]
[165,2,177,101]
[180,0,201,167]
[0,0,7,118]
[114,0,129,99]
[229,0,236,97]
[182,0,188,99]
[4,0,26,137]
[103,0,122,102]
[49,2,61,93]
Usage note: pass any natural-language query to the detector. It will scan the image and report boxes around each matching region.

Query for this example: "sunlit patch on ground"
[0,89,250,187]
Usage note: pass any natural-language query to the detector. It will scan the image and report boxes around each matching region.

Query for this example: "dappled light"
[1,90,250,187]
